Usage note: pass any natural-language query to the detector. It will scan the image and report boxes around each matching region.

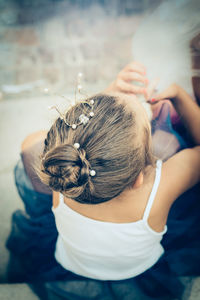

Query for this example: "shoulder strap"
[59,193,64,204]
[143,160,162,221]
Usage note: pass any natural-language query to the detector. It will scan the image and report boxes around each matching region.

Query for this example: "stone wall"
[0,0,161,100]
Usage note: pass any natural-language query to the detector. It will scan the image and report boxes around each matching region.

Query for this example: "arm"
[173,86,200,144]
[154,84,200,208]
[154,146,200,224]
[154,83,200,145]
[21,130,51,195]
[162,146,200,200]
[21,130,48,152]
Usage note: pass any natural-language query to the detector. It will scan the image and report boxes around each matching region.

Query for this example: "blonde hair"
[40,94,154,204]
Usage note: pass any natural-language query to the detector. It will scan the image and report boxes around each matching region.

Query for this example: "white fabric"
[52,160,167,280]
[132,0,200,98]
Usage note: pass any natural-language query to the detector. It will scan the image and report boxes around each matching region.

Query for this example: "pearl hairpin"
[66,98,95,129]
[74,143,80,149]
[72,124,77,130]
[74,143,96,177]
[47,73,95,128]
[89,170,96,177]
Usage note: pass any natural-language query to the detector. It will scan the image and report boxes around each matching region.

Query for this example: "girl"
[7,62,200,300]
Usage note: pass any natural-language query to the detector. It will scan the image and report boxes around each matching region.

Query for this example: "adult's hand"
[104,62,148,98]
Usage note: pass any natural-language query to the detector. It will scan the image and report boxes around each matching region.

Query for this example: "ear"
[133,172,144,188]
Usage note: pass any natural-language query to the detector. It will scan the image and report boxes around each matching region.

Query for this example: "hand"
[152,83,179,102]
[104,62,148,98]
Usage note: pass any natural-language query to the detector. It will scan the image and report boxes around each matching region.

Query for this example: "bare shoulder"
[147,149,200,231]
[161,146,200,204]
[53,191,60,209]
[21,130,48,152]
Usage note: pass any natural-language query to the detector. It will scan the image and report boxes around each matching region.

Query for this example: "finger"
[147,98,161,104]
[153,93,165,101]
[120,72,148,85]
[124,62,146,75]
[117,79,147,96]
[148,95,164,104]
[153,88,170,101]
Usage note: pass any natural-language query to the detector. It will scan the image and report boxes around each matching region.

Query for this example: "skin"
[52,87,200,232]
[104,61,148,98]
[22,66,200,233]
[53,95,165,230]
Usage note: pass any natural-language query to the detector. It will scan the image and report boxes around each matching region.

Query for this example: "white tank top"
[52,160,167,280]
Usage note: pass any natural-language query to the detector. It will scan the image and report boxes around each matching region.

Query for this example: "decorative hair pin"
[89,170,96,177]
[49,98,94,129]
[46,74,96,177]
[73,143,96,177]
[74,143,80,149]
[47,73,95,130]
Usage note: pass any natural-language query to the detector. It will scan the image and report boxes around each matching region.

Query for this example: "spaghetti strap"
[59,193,64,204]
[143,160,162,221]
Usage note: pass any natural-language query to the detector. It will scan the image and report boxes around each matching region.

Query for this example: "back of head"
[40,94,154,204]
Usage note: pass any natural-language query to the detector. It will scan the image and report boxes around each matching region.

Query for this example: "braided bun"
[40,144,94,200]
[39,94,154,204]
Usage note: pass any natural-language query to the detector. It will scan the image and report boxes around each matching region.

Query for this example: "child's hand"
[152,83,179,102]
[104,62,148,99]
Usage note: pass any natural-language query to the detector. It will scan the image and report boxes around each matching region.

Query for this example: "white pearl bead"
[90,99,94,105]
[74,143,80,149]
[78,72,83,78]
[89,170,96,177]
[89,111,94,117]
[44,88,49,93]
[72,124,77,129]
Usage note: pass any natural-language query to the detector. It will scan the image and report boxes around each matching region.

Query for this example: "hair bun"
[40,144,92,199]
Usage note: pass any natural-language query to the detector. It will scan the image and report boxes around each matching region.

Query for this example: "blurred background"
[0,0,161,99]
[0,1,200,299]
